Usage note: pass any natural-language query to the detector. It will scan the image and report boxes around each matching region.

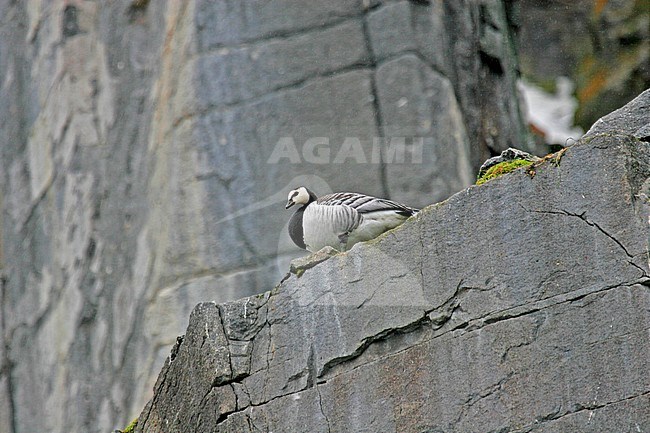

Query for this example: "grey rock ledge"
[136,92,650,433]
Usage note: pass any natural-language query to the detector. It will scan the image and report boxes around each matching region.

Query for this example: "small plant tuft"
[476,159,534,185]
[123,418,138,433]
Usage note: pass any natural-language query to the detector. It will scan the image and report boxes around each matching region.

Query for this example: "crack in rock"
[316,385,332,433]
[455,372,515,426]
[514,389,650,432]
[522,206,636,258]
[313,274,644,389]
[318,310,434,379]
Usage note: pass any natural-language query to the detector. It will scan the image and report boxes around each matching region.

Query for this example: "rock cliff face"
[0,1,528,431]
[135,90,650,432]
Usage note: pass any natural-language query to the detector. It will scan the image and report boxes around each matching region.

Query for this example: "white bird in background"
[285,186,418,253]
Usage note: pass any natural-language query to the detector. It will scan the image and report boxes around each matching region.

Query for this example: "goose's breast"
[302,205,357,251]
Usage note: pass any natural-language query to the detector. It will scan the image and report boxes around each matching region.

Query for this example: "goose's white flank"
[285,186,418,252]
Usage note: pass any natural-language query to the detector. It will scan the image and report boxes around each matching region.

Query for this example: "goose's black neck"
[304,187,318,204]
[288,204,308,250]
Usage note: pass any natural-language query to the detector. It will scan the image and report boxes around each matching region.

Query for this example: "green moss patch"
[476,159,534,185]
[123,418,138,433]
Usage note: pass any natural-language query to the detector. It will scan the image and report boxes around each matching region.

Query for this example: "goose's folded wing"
[318,192,417,216]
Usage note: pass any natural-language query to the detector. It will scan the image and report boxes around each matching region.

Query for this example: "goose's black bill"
[285,200,295,209]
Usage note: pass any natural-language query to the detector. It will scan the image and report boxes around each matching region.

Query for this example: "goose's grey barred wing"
[318,192,418,216]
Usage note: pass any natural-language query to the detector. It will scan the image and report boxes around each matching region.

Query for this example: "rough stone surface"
[0,1,528,432]
[586,88,650,138]
[135,95,650,432]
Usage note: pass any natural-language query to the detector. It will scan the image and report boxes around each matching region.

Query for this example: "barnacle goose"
[286,186,418,252]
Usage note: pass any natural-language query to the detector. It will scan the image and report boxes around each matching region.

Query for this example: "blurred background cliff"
[0,0,647,432]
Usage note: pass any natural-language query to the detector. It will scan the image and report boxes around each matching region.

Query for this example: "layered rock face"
[0,1,527,432]
[135,90,650,432]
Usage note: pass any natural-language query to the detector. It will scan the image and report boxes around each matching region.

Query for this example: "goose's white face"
[286,187,310,209]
